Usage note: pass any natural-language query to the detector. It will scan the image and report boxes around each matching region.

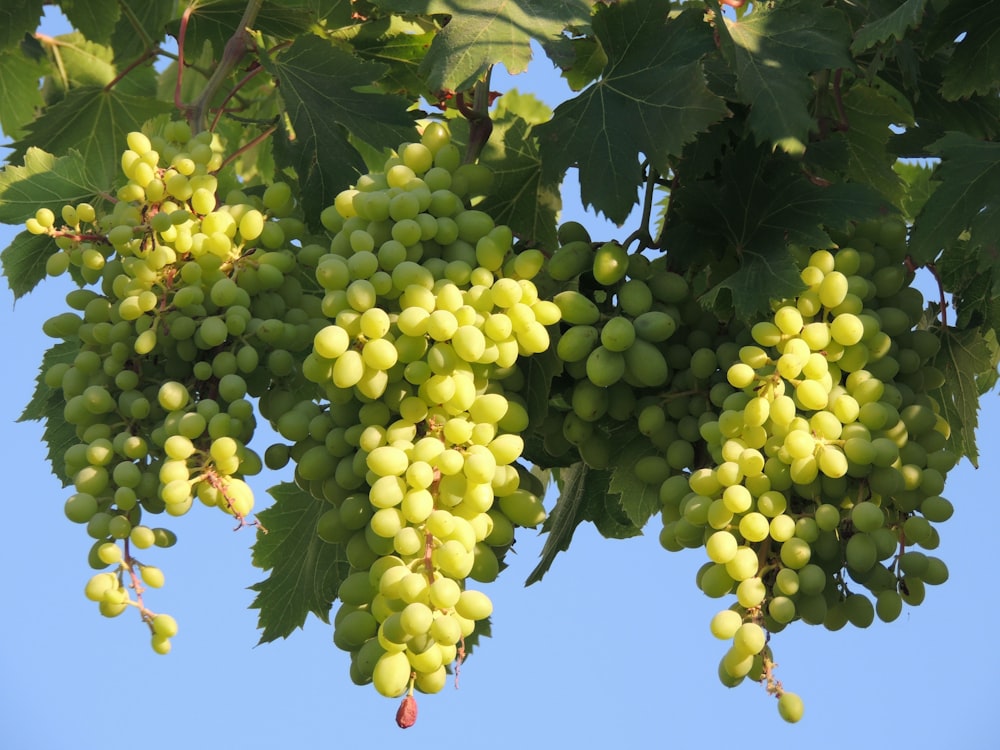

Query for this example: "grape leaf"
[716,0,853,155]
[850,0,928,53]
[893,160,937,223]
[330,16,436,96]
[909,133,1000,265]
[543,36,607,93]
[607,432,660,530]
[109,0,175,64]
[7,87,174,186]
[840,84,912,204]
[936,240,1000,332]
[667,142,888,321]
[372,0,592,93]
[59,0,121,45]
[929,0,1000,100]
[169,0,317,56]
[259,35,416,227]
[582,467,642,540]
[18,340,79,486]
[0,148,103,226]
[525,461,587,586]
[249,482,350,644]
[1,229,59,299]
[474,90,560,247]
[0,47,47,141]
[931,327,998,466]
[37,31,158,102]
[518,342,563,433]
[0,0,43,50]
[536,1,727,225]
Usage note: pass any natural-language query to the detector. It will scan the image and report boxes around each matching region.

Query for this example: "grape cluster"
[29,121,315,652]
[257,122,555,705]
[656,218,954,722]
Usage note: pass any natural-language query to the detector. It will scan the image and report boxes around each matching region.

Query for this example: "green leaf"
[1,229,59,299]
[0,47,47,140]
[110,0,176,64]
[249,483,351,644]
[39,32,117,94]
[525,461,588,586]
[518,338,563,431]
[473,90,560,247]
[909,133,1000,265]
[930,327,997,466]
[19,340,79,486]
[667,142,889,321]
[261,35,416,227]
[330,16,437,96]
[373,0,592,92]
[546,36,607,93]
[931,0,1000,100]
[0,148,104,225]
[840,84,912,204]
[850,0,928,53]
[717,0,853,155]
[536,2,727,225]
[8,87,174,186]
[59,0,121,45]
[582,466,642,540]
[170,0,318,56]
[0,0,43,50]
[893,160,937,223]
[607,432,660,529]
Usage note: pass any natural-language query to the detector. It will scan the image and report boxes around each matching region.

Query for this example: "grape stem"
[215,124,278,174]
[457,69,495,164]
[122,539,157,628]
[189,0,265,133]
[623,161,659,252]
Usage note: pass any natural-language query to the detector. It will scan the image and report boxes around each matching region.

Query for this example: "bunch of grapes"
[253,122,556,710]
[655,218,953,722]
[28,121,317,653]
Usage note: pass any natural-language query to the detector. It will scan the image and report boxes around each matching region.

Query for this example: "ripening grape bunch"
[253,121,556,709]
[27,120,321,653]
[654,218,954,722]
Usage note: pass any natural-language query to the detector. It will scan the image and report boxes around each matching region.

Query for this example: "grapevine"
[2,0,998,736]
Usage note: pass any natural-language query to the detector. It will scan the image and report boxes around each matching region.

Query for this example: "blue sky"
[0,9,997,750]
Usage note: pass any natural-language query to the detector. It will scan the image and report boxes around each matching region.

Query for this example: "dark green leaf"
[8,87,174,186]
[170,0,317,56]
[930,327,997,466]
[840,84,912,204]
[583,466,642,540]
[0,0,43,50]
[542,35,607,92]
[667,142,889,320]
[536,2,727,224]
[249,483,351,644]
[929,0,1000,100]
[373,0,592,92]
[59,0,121,44]
[909,133,1000,265]
[851,0,928,53]
[607,432,660,529]
[474,90,560,247]
[0,148,104,226]
[330,17,436,96]
[717,0,853,154]
[110,0,176,64]
[260,35,416,227]
[19,340,79,486]
[0,47,47,140]
[1,229,59,299]
[525,462,587,585]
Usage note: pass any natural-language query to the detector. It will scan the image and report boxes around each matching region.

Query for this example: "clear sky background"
[1,8,997,750]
